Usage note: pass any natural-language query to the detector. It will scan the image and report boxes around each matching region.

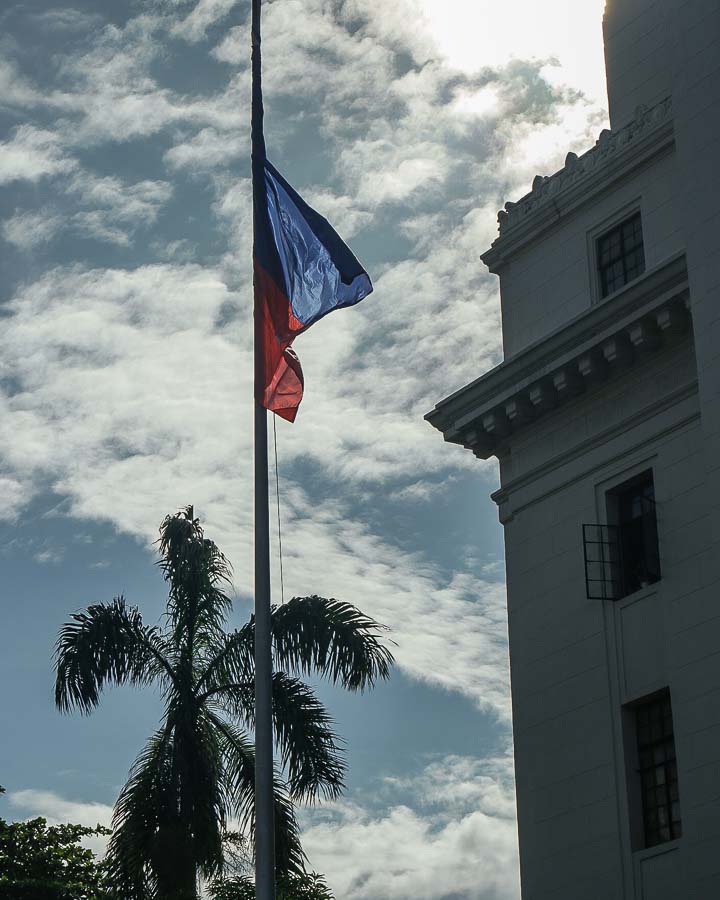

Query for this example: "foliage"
[209,832,334,899]
[210,872,334,900]
[0,812,111,900]
[55,507,393,899]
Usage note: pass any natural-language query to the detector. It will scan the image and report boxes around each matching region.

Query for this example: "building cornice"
[425,252,690,460]
[491,385,699,523]
[482,96,674,271]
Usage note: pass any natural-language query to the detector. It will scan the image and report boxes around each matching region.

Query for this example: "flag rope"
[272,415,286,605]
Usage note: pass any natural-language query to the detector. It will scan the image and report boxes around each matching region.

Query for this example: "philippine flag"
[253,159,373,422]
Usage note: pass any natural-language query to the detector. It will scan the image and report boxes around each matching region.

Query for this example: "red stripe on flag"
[254,261,305,421]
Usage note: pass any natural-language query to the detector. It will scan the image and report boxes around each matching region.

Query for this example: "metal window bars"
[583,501,661,601]
[583,523,623,600]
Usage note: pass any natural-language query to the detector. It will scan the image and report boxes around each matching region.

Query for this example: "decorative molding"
[492,391,699,522]
[482,96,674,271]
[425,253,690,461]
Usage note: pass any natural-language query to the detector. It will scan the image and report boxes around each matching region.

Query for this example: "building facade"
[427,2,720,898]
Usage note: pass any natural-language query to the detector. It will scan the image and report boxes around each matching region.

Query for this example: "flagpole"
[251,0,275,897]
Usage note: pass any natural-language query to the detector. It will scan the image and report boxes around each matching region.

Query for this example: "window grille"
[635,692,682,847]
[597,212,646,298]
[583,523,622,600]
[584,470,661,601]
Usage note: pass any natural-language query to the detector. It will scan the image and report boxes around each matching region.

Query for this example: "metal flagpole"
[251,0,275,896]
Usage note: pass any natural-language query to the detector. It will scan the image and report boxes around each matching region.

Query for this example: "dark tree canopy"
[0,812,111,900]
[210,872,334,900]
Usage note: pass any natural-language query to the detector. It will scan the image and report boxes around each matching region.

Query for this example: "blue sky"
[0,1,607,896]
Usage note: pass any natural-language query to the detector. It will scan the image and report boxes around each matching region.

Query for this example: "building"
[426,1,720,898]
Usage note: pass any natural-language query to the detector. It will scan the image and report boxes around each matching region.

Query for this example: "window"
[583,469,661,600]
[609,470,661,597]
[630,691,682,848]
[597,212,645,297]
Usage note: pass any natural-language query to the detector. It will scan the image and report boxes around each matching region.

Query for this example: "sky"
[0,1,608,897]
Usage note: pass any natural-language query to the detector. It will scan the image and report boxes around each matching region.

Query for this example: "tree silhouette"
[55,507,393,899]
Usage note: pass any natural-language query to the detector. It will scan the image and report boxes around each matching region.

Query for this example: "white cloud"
[34,545,65,565]
[164,126,243,171]
[0,58,48,109]
[0,0,612,719]
[415,0,607,103]
[0,476,31,521]
[0,259,510,714]
[32,8,104,31]
[278,491,511,715]
[8,789,113,856]
[49,15,192,145]
[1,174,173,249]
[6,754,520,898]
[452,84,502,119]
[294,189,373,240]
[302,753,520,899]
[67,172,174,245]
[171,0,237,43]
[9,788,113,827]
[2,209,63,250]
[0,126,76,185]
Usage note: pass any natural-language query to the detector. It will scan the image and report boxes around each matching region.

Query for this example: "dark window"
[583,470,661,601]
[634,691,682,847]
[611,471,661,597]
[597,212,645,298]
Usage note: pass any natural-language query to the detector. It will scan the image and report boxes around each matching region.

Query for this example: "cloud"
[0,126,76,185]
[47,15,190,145]
[0,476,31,521]
[0,259,511,714]
[9,788,113,827]
[414,0,607,102]
[67,172,174,245]
[1,174,173,250]
[298,190,373,240]
[27,7,105,32]
[171,0,238,43]
[7,754,520,899]
[302,753,520,899]
[0,0,610,718]
[164,126,243,172]
[34,545,65,565]
[278,490,511,715]
[8,789,113,856]
[2,209,64,250]
[0,58,48,109]
[0,0,609,713]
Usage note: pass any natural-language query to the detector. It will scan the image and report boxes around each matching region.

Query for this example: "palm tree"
[55,507,393,900]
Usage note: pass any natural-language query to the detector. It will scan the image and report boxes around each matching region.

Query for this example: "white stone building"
[426,1,720,898]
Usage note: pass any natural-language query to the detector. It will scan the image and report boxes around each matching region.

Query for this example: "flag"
[253,159,373,422]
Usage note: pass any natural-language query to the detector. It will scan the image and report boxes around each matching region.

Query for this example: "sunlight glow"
[416,0,608,104]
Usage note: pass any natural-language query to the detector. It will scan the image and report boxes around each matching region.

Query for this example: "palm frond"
[55,597,173,714]
[108,712,227,898]
[269,596,394,691]
[209,714,307,878]
[106,727,175,899]
[210,675,346,803]
[270,674,346,803]
[158,507,233,647]
[196,624,254,699]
